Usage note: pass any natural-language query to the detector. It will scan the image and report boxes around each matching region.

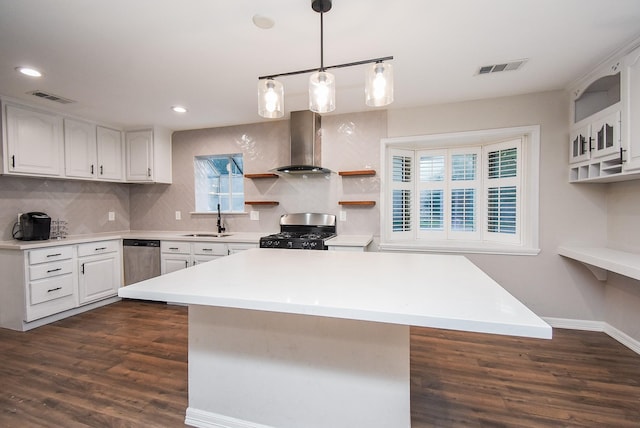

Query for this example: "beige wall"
[0,176,129,241]
[387,90,610,323]
[605,181,640,340]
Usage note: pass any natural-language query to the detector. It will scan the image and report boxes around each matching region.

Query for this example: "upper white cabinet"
[64,120,123,181]
[568,40,640,182]
[3,103,64,177]
[623,45,640,171]
[64,118,97,179]
[125,126,172,183]
[96,126,124,181]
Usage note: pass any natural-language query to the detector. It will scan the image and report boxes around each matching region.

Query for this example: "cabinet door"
[161,254,191,274]
[590,111,620,158]
[5,104,63,176]
[569,124,591,164]
[64,118,97,178]
[126,130,153,181]
[96,126,123,181]
[624,46,640,171]
[78,254,120,304]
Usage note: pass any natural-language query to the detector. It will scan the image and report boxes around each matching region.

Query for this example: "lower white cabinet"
[160,241,257,274]
[0,239,123,331]
[25,245,76,322]
[77,240,121,304]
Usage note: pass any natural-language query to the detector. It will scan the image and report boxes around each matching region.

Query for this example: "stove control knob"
[266,240,272,247]
[309,241,317,249]
[287,241,293,249]
[301,241,309,249]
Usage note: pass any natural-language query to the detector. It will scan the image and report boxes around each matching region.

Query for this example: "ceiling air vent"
[477,59,528,75]
[27,90,76,104]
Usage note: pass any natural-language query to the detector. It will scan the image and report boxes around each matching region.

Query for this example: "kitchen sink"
[182,233,233,238]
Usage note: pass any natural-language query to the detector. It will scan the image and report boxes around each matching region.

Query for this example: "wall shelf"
[558,245,640,281]
[245,173,279,179]
[244,201,279,206]
[338,201,376,206]
[338,170,376,177]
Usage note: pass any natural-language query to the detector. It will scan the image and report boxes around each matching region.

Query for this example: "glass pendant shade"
[258,79,284,118]
[309,71,336,113]
[365,62,394,107]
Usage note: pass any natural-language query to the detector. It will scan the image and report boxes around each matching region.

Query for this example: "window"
[194,154,244,213]
[381,126,539,255]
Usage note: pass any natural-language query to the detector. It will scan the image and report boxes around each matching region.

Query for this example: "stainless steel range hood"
[274,110,332,175]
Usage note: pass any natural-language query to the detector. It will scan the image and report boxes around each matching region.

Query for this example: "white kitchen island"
[119,248,551,428]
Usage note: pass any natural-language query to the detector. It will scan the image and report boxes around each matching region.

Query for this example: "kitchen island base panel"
[186,305,410,428]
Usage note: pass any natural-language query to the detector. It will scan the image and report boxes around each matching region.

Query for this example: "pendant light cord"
[320,11,324,71]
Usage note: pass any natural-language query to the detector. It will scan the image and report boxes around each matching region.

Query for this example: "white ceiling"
[1,0,640,131]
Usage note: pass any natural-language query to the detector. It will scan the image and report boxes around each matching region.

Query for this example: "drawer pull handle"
[47,287,62,293]
[47,268,62,273]
[202,248,213,252]
[46,253,62,258]
[95,247,107,251]
[169,247,179,250]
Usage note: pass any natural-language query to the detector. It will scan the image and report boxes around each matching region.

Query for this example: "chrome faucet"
[216,203,226,235]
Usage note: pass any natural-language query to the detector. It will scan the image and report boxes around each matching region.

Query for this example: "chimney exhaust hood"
[274,110,332,175]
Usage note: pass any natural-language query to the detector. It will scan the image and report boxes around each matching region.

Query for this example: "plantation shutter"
[416,150,446,240]
[389,148,414,240]
[484,139,522,243]
[449,148,481,240]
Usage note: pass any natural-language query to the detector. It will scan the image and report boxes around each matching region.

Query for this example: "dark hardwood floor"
[1,300,639,427]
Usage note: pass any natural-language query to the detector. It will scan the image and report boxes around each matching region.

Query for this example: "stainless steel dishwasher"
[123,239,161,286]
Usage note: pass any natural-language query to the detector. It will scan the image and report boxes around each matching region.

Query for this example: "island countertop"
[119,248,551,339]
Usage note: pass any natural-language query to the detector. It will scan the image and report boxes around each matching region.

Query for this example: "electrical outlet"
[250,210,259,221]
[175,211,182,220]
[108,211,115,221]
[339,210,347,222]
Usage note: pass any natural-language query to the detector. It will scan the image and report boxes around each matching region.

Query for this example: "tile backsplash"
[0,176,130,241]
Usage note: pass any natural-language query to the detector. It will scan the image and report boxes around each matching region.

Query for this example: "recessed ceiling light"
[171,106,188,113]
[252,14,275,29]
[16,67,42,77]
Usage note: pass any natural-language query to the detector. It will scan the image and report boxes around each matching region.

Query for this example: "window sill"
[379,241,540,256]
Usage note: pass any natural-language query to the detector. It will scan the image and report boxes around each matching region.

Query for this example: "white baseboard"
[543,317,640,355]
[185,408,273,428]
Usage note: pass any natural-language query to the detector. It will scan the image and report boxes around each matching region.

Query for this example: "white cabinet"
[25,245,77,322]
[569,124,591,164]
[161,241,192,274]
[77,240,121,304]
[96,126,124,181]
[64,118,97,179]
[623,45,640,171]
[161,241,230,274]
[65,121,124,181]
[125,126,172,183]
[3,103,64,176]
[228,243,258,254]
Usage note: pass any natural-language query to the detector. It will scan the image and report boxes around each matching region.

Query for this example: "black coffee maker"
[14,212,51,241]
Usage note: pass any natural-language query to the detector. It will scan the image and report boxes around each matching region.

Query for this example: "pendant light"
[257,0,394,118]
[365,62,394,107]
[258,78,284,118]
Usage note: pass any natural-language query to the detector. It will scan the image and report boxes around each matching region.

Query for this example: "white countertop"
[325,234,373,247]
[119,248,551,339]
[0,230,270,250]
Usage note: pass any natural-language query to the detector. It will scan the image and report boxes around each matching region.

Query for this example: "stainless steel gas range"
[259,213,336,250]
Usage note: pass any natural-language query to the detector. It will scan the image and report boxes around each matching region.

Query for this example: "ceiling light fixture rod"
[258,56,394,80]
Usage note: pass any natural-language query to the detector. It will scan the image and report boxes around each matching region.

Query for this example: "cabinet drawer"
[29,246,73,265]
[161,241,191,254]
[29,259,73,281]
[193,242,227,256]
[29,274,74,305]
[77,240,119,257]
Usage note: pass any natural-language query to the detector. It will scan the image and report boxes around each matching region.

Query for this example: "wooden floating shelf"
[244,201,279,206]
[338,170,377,177]
[245,173,279,179]
[338,201,376,206]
